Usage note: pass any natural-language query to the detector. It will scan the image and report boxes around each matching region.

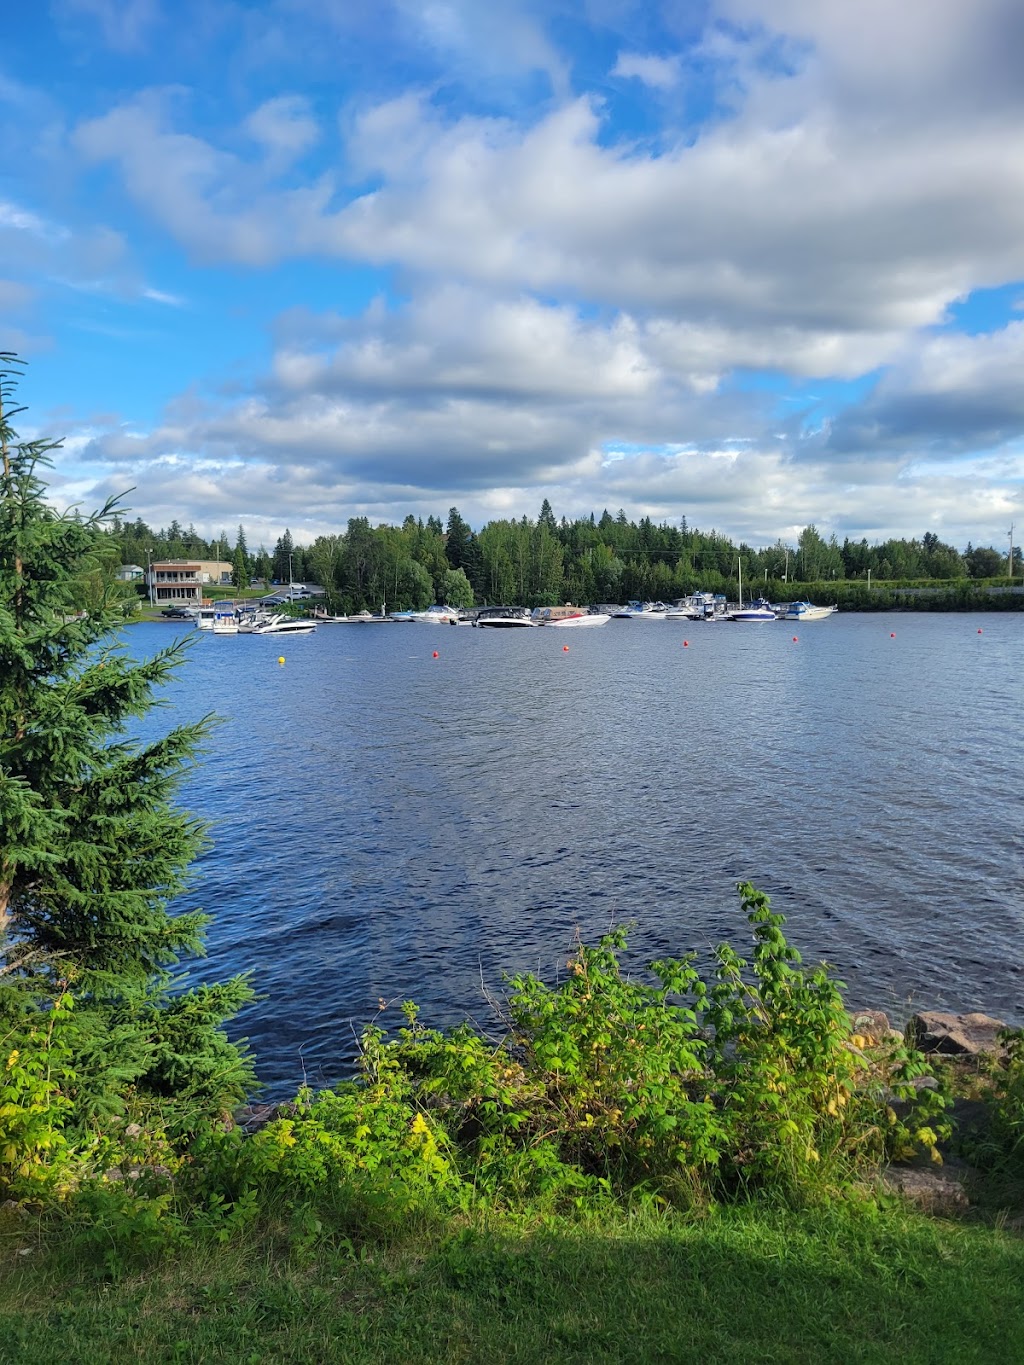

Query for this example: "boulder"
[882,1165,970,1216]
[849,1009,902,1045]
[907,1011,1007,1059]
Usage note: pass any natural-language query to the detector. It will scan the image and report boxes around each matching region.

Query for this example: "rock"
[233,1102,297,1133]
[907,1011,1007,1059]
[883,1165,970,1216]
[886,1073,940,1122]
[849,1009,901,1045]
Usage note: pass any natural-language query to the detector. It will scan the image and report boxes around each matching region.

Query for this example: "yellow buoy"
[278,656,285,665]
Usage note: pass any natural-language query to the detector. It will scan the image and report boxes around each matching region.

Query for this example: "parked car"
[160,606,192,619]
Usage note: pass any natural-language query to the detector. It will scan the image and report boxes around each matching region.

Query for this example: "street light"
[147,548,154,607]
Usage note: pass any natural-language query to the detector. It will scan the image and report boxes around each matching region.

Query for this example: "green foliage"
[955,1028,1024,1178]
[0,355,254,1196]
[990,1030,1024,1167]
[215,883,946,1242]
[108,485,1019,611]
[0,985,75,1195]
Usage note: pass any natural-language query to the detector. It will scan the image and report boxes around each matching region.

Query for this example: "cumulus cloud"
[611,51,682,89]
[827,322,1024,456]
[16,0,1024,551]
[244,96,320,167]
[70,48,1024,379]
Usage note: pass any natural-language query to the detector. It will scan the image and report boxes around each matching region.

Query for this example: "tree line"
[112,501,1019,615]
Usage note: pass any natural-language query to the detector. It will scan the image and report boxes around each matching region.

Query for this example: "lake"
[131,612,1023,1095]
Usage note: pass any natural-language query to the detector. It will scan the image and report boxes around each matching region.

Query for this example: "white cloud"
[244,96,320,167]
[611,51,682,90]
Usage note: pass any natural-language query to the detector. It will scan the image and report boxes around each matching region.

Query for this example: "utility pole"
[147,548,154,606]
[1010,523,1015,580]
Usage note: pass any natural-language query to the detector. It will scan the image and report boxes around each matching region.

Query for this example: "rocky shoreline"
[849,1007,1018,1218]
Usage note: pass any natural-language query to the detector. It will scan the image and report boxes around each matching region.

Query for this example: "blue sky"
[2,0,1023,554]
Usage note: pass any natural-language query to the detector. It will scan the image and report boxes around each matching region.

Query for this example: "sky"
[2,0,1023,555]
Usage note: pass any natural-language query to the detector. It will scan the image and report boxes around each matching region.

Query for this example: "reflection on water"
[132,613,1023,1094]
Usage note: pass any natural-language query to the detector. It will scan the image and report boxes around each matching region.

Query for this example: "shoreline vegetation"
[114,506,1021,621]
[3,355,1023,1359]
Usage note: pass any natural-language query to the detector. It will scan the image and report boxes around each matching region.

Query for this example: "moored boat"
[728,597,778,622]
[247,613,317,634]
[475,606,535,628]
[610,601,668,620]
[413,604,461,624]
[782,601,838,621]
[532,605,610,627]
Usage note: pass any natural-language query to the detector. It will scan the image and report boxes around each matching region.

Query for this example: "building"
[147,559,233,605]
[117,564,145,583]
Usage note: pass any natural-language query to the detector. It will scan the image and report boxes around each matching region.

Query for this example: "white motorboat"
[212,605,238,634]
[610,601,667,620]
[782,601,838,621]
[412,604,461,624]
[475,606,535,628]
[532,605,610,627]
[247,613,317,635]
[665,592,729,622]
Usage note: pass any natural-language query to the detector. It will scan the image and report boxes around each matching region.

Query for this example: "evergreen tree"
[231,542,248,589]
[0,356,254,1141]
[272,530,294,584]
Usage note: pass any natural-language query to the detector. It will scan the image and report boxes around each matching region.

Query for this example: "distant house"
[147,559,233,605]
[117,564,145,583]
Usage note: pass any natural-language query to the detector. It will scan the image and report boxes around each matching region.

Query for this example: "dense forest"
[112,502,1020,615]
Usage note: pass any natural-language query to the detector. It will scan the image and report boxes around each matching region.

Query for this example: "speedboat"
[475,606,535,628]
[532,605,610,627]
[728,598,778,622]
[610,601,667,620]
[782,601,838,621]
[412,604,461,624]
[248,614,317,635]
[664,598,700,621]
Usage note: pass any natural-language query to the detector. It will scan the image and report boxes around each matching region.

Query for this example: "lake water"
[131,612,1023,1095]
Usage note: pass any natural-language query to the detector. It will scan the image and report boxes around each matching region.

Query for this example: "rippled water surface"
[132,613,1023,1093]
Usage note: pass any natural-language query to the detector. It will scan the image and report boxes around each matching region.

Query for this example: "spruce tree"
[0,355,254,1140]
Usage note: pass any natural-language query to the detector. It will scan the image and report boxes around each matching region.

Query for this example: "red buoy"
[890,632,896,638]
[792,636,798,642]
[683,640,689,647]
[978,628,983,634]
[563,644,569,651]
[432,651,439,658]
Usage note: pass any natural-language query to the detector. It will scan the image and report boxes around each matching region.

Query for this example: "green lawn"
[2,1202,1021,1364]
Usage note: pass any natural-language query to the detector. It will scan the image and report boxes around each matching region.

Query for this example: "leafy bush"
[220,882,946,1233]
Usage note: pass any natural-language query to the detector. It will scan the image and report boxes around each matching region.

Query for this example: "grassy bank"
[2,1201,1022,1364]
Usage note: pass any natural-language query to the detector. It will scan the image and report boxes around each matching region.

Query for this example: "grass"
[2,1201,1022,1364]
